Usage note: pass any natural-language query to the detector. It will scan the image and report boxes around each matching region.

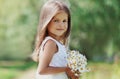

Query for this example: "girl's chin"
[56,34,63,37]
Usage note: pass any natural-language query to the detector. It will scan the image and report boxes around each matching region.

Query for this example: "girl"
[32,0,78,79]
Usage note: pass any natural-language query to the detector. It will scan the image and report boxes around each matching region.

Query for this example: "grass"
[80,62,120,79]
[0,60,36,79]
[0,68,20,79]
[0,61,120,79]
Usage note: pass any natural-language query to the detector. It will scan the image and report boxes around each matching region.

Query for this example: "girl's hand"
[66,67,79,79]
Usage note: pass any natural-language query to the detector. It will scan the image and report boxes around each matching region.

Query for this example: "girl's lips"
[56,29,64,30]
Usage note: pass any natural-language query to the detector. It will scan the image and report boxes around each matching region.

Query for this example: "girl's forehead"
[53,11,68,18]
[56,10,68,15]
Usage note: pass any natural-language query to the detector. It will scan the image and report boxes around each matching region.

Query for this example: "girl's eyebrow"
[52,16,59,19]
[52,16,57,20]
[53,17,68,20]
[52,17,57,20]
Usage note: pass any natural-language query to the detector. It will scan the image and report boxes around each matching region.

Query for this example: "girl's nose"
[59,22,64,27]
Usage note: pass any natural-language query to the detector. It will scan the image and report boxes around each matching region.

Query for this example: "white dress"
[36,36,68,79]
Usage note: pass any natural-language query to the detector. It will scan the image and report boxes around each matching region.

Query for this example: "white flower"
[67,50,90,76]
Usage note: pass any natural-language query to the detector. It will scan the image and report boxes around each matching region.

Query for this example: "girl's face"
[47,11,68,38]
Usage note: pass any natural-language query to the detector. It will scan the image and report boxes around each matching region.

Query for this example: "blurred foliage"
[70,0,120,61]
[0,0,41,60]
[0,0,120,61]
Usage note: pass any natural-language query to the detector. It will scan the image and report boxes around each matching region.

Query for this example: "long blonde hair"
[31,0,71,62]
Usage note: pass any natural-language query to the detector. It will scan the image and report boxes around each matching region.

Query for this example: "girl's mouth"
[56,29,64,30]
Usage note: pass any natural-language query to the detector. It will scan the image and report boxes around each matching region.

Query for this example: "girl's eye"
[63,20,67,22]
[53,19,59,22]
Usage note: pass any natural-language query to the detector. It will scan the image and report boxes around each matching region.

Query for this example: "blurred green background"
[0,0,120,79]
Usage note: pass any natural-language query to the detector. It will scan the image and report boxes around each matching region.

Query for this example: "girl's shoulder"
[41,36,58,51]
[42,36,65,50]
[44,38,57,47]
[42,38,58,53]
[43,36,57,45]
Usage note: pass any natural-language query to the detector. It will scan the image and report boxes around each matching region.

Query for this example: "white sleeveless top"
[36,36,68,79]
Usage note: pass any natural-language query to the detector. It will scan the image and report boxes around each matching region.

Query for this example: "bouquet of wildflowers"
[67,50,90,76]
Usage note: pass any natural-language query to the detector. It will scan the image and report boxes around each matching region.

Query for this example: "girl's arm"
[37,39,78,79]
[37,39,67,75]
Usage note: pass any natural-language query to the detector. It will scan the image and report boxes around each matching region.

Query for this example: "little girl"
[32,0,78,79]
